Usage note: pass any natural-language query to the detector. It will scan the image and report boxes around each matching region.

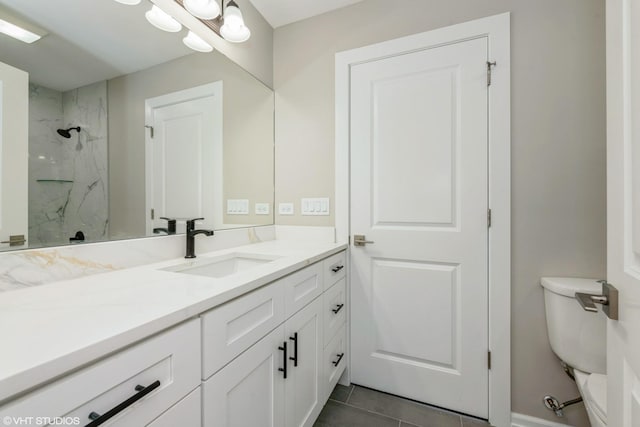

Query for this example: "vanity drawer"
[0,319,200,426]
[323,251,346,290]
[323,278,347,345]
[202,280,285,379]
[283,262,323,318]
[323,325,347,402]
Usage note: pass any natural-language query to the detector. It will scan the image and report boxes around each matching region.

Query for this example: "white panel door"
[284,297,323,427]
[350,37,489,417]
[0,61,28,248]
[145,82,222,233]
[606,1,640,426]
[202,325,286,427]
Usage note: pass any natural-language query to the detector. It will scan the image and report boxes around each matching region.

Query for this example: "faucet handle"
[186,218,205,230]
[159,217,177,234]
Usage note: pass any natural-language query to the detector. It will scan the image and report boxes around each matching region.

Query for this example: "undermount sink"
[161,253,281,279]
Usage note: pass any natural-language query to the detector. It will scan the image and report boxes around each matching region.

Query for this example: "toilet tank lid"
[540,277,603,297]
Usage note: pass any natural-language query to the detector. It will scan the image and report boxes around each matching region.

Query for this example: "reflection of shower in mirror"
[56,126,81,139]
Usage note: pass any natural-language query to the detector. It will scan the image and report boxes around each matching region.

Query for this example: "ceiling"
[0,0,365,92]
[0,0,192,91]
[248,0,364,28]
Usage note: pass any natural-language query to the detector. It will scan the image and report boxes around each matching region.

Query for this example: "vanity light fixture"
[145,5,182,32]
[220,0,250,43]
[175,0,250,43]
[184,0,220,20]
[114,0,142,5]
[183,30,213,52]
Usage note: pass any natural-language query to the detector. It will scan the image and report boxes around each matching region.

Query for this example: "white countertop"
[0,240,347,404]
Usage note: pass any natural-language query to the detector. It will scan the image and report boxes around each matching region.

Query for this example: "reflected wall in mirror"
[0,0,274,252]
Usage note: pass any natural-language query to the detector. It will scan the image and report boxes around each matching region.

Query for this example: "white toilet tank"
[541,277,607,374]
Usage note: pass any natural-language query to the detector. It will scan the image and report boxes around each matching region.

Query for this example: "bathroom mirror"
[0,0,274,251]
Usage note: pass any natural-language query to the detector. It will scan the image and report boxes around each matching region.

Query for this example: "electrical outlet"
[255,203,270,215]
[278,202,294,215]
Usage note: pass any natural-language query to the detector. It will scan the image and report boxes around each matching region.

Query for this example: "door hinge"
[487,209,492,228]
[145,125,154,138]
[488,351,492,370]
[348,235,351,245]
[487,61,497,86]
[151,208,155,220]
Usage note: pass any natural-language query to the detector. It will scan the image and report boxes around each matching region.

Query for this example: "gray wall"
[273,0,606,424]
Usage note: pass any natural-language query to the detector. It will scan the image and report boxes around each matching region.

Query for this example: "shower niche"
[28,81,108,247]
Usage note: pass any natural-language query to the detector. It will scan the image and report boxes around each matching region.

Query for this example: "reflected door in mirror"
[145,82,223,234]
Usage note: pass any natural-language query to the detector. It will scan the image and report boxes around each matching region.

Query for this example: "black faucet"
[154,217,177,235]
[185,218,214,258]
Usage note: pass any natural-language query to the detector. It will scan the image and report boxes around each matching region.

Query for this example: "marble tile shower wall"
[28,81,109,247]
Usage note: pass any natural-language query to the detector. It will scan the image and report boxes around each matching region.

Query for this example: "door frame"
[335,13,511,426]
[144,81,223,233]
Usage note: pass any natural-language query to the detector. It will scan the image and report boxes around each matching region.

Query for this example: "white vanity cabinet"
[0,248,347,427]
[202,250,346,427]
[0,319,201,427]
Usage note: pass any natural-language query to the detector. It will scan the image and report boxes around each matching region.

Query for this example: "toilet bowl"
[574,370,607,427]
[541,277,608,426]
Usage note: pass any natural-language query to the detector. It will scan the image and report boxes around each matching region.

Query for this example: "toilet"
[541,277,608,427]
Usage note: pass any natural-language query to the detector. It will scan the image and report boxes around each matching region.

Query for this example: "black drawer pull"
[332,353,345,367]
[278,342,288,379]
[332,304,345,314]
[289,333,299,367]
[331,265,344,273]
[85,380,161,427]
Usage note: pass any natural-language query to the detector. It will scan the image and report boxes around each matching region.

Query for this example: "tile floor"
[315,384,492,427]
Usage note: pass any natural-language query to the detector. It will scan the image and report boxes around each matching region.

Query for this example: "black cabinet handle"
[85,380,161,427]
[289,333,298,367]
[278,342,288,379]
[332,304,345,314]
[332,353,345,367]
[331,265,344,273]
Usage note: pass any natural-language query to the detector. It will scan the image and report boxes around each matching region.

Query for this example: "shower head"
[57,126,81,139]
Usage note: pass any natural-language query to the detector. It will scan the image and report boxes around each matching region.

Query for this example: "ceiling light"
[183,31,213,52]
[145,5,182,32]
[220,0,250,43]
[114,0,142,5]
[184,0,220,20]
[0,19,41,43]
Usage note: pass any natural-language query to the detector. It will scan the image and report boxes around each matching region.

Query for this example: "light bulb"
[145,5,182,33]
[184,0,220,20]
[183,31,213,52]
[221,1,250,43]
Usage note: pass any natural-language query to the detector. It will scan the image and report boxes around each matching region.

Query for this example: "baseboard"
[512,413,574,427]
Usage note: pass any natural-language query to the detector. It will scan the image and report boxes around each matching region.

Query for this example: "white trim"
[511,413,573,427]
[335,13,511,427]
[144,81,224,233]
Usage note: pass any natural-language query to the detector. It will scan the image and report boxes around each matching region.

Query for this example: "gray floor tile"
[314,400,400,427]
[348,386,462,427]
[329,384,353,403]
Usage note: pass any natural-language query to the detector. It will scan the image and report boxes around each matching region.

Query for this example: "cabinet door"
[284,297,323,427]
[203,325,286,427]
[147,387,201,427]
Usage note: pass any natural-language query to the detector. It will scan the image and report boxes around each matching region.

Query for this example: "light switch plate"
[301,198,330,216]
[227,199,249,215]
[278,202,294,215]
[255,203,270,215]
